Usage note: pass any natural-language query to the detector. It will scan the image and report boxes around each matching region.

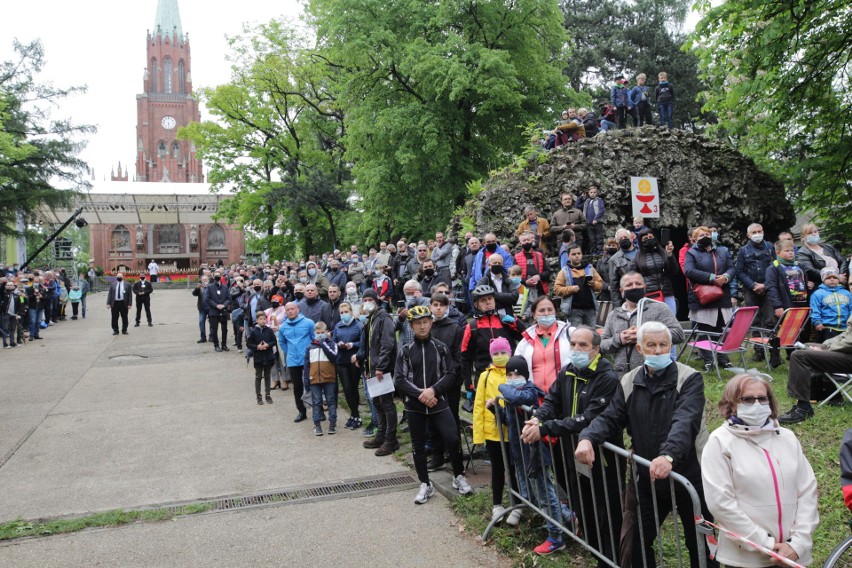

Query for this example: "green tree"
[0,40,94,237]
[181,22,349,258]
[689,0,852,240]
[559,0,706,128]
[305,0,570,243]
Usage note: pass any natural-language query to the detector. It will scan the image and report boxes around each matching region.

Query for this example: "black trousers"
[209,315,228,347]
[135,298,152,324]
[788,348,852,402]
[337,363,361,417]
[287,365,307,415]
[373,392,398,442]
[485,439,518,506]
[232,320,243,348]
[255,364,272,396]
[111,300,129,332]
[429,383,462,461]
[636,100,653,126]
[409,409,463,483]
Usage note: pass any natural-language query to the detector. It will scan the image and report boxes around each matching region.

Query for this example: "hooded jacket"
[277,313,316,367]
[430,315,464,387]
[809,283,852,329]
[702,421,818,567]
[394,335,453,414]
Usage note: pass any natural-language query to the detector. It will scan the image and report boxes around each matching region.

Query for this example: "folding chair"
[746,307,810,370]
[819,373,852,407]
[682,306,759,381]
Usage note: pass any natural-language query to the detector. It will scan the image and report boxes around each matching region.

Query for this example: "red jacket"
[461,313,524,389]
[513,250,550,294]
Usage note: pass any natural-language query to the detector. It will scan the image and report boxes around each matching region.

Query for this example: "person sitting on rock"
[578,107,599,137]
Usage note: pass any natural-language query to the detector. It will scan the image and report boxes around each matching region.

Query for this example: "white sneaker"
[491,505,506,522]
[414,482,434,504]
[506,508,522,526]
[453,474,473,495]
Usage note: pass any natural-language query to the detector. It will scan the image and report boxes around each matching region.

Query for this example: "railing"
[482,399,714,568]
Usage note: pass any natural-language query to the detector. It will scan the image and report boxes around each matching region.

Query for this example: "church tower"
[133,0,204,183]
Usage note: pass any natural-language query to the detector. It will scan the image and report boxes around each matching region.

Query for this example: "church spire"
[154,0,183,40]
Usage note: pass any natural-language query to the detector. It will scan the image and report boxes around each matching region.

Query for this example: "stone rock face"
[457,126,795,250]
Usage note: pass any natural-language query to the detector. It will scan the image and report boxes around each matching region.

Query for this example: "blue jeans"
[658,103,673,129]
[198,310,208,339]
[362,376,379,426]
[515,462,564,541]
[28,307,43,337]
[311,382,338,426]
[601,120,617,132]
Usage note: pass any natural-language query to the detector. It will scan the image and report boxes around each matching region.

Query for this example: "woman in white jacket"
[701,374,819,567]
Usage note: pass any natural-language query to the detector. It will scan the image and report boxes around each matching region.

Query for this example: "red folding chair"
[746,307,810,370]
[682,306,759,380]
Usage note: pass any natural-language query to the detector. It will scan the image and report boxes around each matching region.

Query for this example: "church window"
[111,225,131,250]
[151,58,158,93]
[163,57,173,93]
[158,141,167,158]
[178,60,186,94]
[172,142,181,158]
[208,225,227,249]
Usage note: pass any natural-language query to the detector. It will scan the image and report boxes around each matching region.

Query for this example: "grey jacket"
[608,249,636,307]
[600,300,685,372]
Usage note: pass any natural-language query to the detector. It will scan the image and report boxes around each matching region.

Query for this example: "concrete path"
[0,289,507,567]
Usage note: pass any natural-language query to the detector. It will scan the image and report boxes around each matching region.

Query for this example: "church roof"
[154,0,184,39]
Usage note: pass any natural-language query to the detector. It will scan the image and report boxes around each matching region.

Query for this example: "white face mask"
[736,402,772,427]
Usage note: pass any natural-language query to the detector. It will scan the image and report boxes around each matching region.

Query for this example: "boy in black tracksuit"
[764,239,809,367]
[426,292,465,471]
[525,327,623,567]
[394,305,471,503]
[246,311,277,405]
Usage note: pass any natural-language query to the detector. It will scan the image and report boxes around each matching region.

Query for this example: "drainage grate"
[109,354,147,361]
[157,473,418,516]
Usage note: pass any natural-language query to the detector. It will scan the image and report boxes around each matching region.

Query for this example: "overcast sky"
[0,0,303,182]
[2,1,704,184]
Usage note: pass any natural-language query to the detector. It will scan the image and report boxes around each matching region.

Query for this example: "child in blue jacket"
[810,268,852,342]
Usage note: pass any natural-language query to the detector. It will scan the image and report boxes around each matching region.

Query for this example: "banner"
[630,176,660,218]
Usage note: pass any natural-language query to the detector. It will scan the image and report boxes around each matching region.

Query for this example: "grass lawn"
[449,351,851,567]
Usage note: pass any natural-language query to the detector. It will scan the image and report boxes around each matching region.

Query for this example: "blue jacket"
[277,313,316,367]
[765,260,808,310]
[810,284,852,329]
[468,247,514,290]
[628,85,650,107]
[331,318,362,364]
[684,245,735,310]
[498,380,552,469]
[734,240,775,290]
[610,84,630,108]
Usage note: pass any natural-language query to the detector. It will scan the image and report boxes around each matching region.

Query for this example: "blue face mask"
[340,313,353,325]
[358,315,368,324]
[568,351,591,370]
[711,231,718,242]
[316,333,327,341]
[510,277,522,286]
[537,315,556,327]
[506,378,526,387]
[644,353,673,371]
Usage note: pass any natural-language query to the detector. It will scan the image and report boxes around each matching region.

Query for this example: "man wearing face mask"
[106,273,133,336]
[279,302,316,422]
[326,259,348,291]
[515,205,551,255]
[206,272,231,352]
[576,321,717,568]
[513,231,550,304]
[296,284,334,329]
[468,233,514,291]
[304,261,330,300]
[601,272,685,373]
[522,327,624,568]
[417,259,447,298]
[241,278,272,336]
[608,228,639,307]
[396,280,431,346]
[734,223,776,359]
[132,272,154,327]
[476,254,519,317]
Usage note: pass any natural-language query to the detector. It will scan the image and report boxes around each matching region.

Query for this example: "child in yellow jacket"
[472,337,518,523]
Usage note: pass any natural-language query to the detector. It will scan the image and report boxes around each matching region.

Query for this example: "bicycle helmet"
[471,285,496,301]
[408,305,432,321]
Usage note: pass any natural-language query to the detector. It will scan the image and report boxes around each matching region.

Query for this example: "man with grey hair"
[396,280,430,345]
[576,321,714,568]
[735,222,776,360]
[608,228,639,307]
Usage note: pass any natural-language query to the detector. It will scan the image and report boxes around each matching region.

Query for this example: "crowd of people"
[184,197,850,564]
[542,71,677,151]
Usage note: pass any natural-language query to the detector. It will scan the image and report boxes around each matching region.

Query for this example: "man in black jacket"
[575,321,716,568]
[132,272,154,327]
[522,327,623,567]
[205,271,231,352]
[394,305,471,504]
[106,273,132,336]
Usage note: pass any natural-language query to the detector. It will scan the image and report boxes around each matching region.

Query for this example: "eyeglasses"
[739,396,770,405]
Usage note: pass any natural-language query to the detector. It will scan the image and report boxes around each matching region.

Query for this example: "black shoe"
[750,352,764,362]
[702,362,713,373]
[215,346,222,352]
[265,395,273,404]
[778,406,814,424]
[113,331,119,335]
[221,345,230,352]
[134,322,140,327]
[363,436,385,449]
[257,396,264,405]
[148,322,153,327]
[197,338,207,343]
[236,345,243,350]
[122,330,128,335]
[426,455,445,472]
[720,361,733,369]
[294,413,307,423]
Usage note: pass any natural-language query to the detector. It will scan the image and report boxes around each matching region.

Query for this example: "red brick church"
[88,0,244,273]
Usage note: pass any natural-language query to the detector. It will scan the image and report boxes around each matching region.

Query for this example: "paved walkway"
[0,290,506,567]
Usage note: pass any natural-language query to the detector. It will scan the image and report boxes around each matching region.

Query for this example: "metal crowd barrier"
[482,399,713,568]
